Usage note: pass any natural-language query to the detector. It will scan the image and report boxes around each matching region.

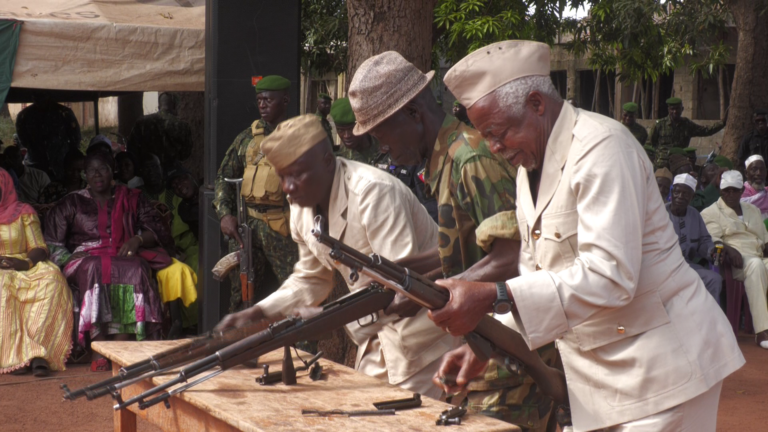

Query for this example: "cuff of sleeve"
[215,205,234,221]
[507,271,569,350]
[257,288,297,318]
[475,210,521,253]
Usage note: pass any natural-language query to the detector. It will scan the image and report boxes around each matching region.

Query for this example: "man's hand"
[432,344,489,395]
[725,245,743,269]
[428,279,496,336]
[384,293,421,318]
[220,215,243,248]
[214,306,265,333]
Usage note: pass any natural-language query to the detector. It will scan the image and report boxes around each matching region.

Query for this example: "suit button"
[554,232,561,239]
[535,264,542,271]
[532,229,541,240]
[617,325,625,334]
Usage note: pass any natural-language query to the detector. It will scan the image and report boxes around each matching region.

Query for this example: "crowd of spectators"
[0,94,200,376]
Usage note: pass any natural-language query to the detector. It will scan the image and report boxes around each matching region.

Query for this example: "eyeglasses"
[85,166,112,176]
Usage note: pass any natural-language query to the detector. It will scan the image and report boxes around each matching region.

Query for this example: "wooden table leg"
[112,361,137,432]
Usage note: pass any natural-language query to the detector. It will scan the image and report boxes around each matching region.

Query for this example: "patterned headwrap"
[0,168,35,224]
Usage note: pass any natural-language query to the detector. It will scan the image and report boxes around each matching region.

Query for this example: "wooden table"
[93,341,519,432]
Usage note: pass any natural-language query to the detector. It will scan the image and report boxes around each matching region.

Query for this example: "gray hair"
[492,75,561,117]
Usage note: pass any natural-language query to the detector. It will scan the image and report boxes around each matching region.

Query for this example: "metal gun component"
[372,393,422,411]
[138,369,225,410]
[224,177,255,307]
[436,406,466,426]
[309,363,323,381]
[302,409,396,417]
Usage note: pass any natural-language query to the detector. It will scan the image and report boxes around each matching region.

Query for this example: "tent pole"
[93,98,100,134]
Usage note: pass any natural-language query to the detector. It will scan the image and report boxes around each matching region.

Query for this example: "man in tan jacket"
[429,40,744,431]
[701,170,768,349]
[216,114,458,398]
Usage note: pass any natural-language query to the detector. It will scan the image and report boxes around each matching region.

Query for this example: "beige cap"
[444,40,550,108]
[654,167,674,182]
[262,114,329,170]
[348,51,435,135]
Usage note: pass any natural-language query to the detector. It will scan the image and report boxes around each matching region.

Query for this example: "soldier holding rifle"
[213,75,299,310]
[430,40,744,431]
[215,115,460,399]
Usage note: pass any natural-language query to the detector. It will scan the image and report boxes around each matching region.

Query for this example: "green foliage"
[301,0,348,76]
[0,115,15,151]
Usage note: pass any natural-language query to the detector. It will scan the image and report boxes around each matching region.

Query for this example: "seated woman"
[0,168,73,377]
[44,153,197,371]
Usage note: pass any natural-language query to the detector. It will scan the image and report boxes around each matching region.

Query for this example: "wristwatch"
[493,281,513,314]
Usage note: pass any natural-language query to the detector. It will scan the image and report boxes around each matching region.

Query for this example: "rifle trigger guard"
[357,312,379,328]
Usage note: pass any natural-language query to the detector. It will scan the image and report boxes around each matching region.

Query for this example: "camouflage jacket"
[425,115,517,277]
[337,137,381,165]
[212,119,274,220]
[648,116,724,167]
[127,110,193,162]
[625,122,648,145]
[314,110,334,145]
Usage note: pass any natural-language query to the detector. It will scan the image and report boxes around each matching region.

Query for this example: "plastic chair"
[722,265,754,336]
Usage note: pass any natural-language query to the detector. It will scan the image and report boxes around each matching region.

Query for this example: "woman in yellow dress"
[0,168,73,376]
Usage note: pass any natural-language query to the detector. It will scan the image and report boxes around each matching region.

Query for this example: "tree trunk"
[632,82,639,103]
[592,69,601,112]
[722,0,768,160]
[176,92,205,182]
[718,66,727,119]
[653,78,660,119]
[639,79,647,120]
[346,0,437,85]
[606,73,614,118]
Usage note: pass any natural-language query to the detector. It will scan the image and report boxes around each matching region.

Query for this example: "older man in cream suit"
[216,114,458,399]
[428,41,744,431]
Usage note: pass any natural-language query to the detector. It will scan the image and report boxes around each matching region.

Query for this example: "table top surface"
[93,340,518,432]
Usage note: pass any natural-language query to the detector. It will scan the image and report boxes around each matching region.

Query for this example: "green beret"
[684,147,697,154]
[254,75,291,92]
[622,102,638,113]
[453,100,461,107]
[668,147,686,155]
[318,93,331,101]
[329,97,356,126]
[713,155,734,169]
[643,144,655,153]
[666,97,682,105]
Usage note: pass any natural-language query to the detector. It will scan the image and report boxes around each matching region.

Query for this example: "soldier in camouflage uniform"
[315,93,335,151]
[213,76,299,312]
[648,97,726,169]
[349,51,557,431]
[620,102,648,145]
[329,98,381,165]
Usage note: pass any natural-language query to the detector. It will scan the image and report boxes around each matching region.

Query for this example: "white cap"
[673,174,697,192]
[745,154,765,169]
[720,170,744,190]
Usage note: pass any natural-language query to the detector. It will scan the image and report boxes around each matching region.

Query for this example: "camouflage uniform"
[625,122,648,145]
[425,115,556,431]
[315,110,336,151]
[648,116,724,169]
[213,119,299,312]
[337,137,381,165]
[127,111,193,163]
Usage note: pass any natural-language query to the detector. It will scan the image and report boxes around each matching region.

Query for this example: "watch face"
[494,301,512,315]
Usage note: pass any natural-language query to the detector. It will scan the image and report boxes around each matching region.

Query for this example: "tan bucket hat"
[348,51,435,135]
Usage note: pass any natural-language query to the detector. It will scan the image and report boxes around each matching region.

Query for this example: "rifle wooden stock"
[311,225,569,405]
[113,286,396,411]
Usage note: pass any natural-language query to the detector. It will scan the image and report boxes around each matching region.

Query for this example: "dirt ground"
[0,334,765,432]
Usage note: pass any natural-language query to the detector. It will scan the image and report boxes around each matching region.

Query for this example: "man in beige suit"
[428,40,744,431]
[701,170,768,349]
[216,114,458,398]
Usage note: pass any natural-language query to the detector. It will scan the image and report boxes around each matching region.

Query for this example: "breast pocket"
[540,210,579,267]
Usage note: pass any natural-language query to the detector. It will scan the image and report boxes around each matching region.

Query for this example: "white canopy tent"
[3,0,204,92]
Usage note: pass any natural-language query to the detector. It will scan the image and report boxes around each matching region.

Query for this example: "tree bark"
[639,79,647,120]
[653,78,660,120]
[718,66,727,119]
[346,0,437,86]
[722,0,768,159]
